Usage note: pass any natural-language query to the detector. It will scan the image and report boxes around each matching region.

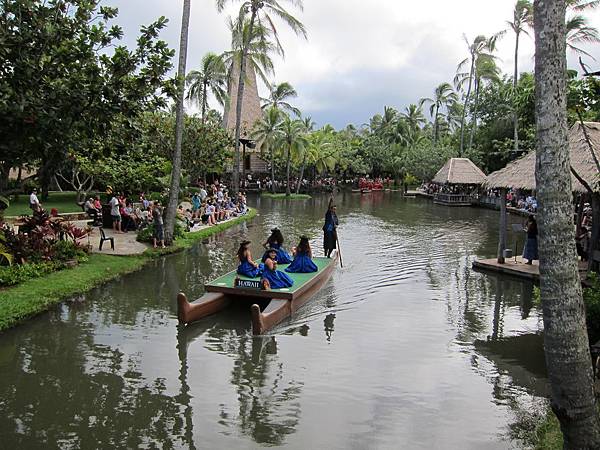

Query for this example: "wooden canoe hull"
[177,252,338,333]
[251,252,338,335]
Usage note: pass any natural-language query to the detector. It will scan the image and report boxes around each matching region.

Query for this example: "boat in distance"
[177,252,338,335]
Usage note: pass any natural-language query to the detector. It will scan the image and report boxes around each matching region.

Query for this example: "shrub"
[0,262,56,287]
[136,221,185,243]
[52,240,88,262]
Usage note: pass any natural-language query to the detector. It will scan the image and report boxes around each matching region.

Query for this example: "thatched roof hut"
[485,122,600,192]
[432,158,487,185]
[223,63,263,137]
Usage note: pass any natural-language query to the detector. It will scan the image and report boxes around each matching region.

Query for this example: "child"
[236,241,261,278]
[262,228,292,264]
[285,236,318,273]
[261,248,294,289]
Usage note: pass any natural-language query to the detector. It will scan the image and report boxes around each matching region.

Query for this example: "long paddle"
[336,232,343,268]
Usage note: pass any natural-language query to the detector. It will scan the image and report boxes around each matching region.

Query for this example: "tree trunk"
[285,144,291,196]
[296,157,306,195]
[164,0,191,245]
[433,104,439,146]
[233,7,258,194]
[534,1,600,447]
[589,192,600,273]
[497,188,507,263]
[468,78,480,152]
[513,30,520,153]
[201,79,208,123]
[270,148,276,193]
[459,55,475,157]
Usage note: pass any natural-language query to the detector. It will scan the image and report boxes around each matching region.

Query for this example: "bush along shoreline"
[0,209,257,332]
[260,192,312,200]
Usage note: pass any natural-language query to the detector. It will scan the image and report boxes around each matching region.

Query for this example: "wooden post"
[497,188,507,264]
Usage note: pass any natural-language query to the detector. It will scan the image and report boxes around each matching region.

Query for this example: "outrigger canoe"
[177,252,338,335]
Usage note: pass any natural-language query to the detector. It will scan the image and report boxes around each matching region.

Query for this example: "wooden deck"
[473,256,589,282]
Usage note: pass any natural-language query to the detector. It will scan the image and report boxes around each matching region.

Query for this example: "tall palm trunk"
[165,0,191,244]
[285,144,291,196]
[468,78,480,151]
[296,156,306,194]
[433,104,439,146]
[459,56,475,156]
[201,79,208,123]
[232,6,258,194]
[533,0,600,447]
[270,148,276,193]
[513,30,520,152]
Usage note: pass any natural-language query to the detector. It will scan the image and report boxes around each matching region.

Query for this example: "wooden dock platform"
[473,256,588,282]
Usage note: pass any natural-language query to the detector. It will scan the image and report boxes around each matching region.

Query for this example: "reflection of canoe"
[351,189,361,193]
[177,252,338,335]
[361,189,371,194]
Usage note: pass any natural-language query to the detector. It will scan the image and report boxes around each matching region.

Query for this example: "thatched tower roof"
[432,158,487,185]
[485,122,600,192]
[222,63,263,141]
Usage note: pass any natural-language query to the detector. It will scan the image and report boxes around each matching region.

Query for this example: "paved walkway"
[75,222,150,256]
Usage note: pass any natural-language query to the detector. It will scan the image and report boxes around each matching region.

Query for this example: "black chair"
[99,227,114,251]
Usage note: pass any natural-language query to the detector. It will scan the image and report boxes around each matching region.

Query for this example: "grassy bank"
[5,191,85,217]
[261,193,311,200]
[0,209,257,331]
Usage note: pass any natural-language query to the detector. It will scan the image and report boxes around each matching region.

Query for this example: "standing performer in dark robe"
[323,200,339,258]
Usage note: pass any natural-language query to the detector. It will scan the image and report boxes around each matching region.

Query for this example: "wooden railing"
[433,193,474,205]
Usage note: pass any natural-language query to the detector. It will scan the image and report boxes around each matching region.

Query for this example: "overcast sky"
[106,0,600,128]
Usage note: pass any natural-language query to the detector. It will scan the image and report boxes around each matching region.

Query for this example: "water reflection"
[0,193,550,448]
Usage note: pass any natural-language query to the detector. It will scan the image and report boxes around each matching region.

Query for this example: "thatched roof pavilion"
[485,122,600,193]
[432,158,487,185]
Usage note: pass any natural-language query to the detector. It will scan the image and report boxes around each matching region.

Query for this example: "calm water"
[0,194,548,449]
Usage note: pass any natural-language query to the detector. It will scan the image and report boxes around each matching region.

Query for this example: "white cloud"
[106,0,600,127]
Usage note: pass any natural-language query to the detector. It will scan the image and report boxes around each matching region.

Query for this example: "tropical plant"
[277,115,308,196]
[216,0,307,193]
[186,52,228,121]
[165,0,191,245]
[262,81,301,116]
[507,0,533,152]
[423,82,458,145]
[566,14,600,57]
[251,106,284,192]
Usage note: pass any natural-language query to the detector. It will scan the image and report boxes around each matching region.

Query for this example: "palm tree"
[294,116,317,193]
[423,82,458,145]
[401,102,427,135]
[278,115,308,196]
[251,106,283,193]
[185,52,228,122]
[262,82,301,116]
[467,55,501,151]
[164,0,191,245]
[216,0,307,194]
[533,0,600,446]
[507,0,533,153]
[566,14,600,57]
[455,34,502,155]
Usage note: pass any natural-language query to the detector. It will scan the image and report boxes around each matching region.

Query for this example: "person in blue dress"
[237,240,262,278]
[286,236,318,273]
[262,228,292,264]
[323,201,339,258]
[261,248,294,290]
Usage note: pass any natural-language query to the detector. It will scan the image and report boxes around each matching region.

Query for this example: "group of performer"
[236,200,339,290]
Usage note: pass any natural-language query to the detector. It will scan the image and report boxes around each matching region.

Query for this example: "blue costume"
[262,261,294,289]
[285,250,318,273]
[262,242,292,264]
[237,260,262,278]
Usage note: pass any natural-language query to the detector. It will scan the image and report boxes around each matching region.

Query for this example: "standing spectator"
[199,185,208,202]
[109,194,122,233]
[29,188,41,213]
[152,201,165,248]
[191,192,201,219]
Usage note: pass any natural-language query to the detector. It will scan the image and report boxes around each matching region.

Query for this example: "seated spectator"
[93,196,102,211]
[84,197,101,224]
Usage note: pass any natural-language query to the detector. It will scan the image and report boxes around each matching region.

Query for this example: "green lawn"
[260,193,312,200]
[5,191,86,217]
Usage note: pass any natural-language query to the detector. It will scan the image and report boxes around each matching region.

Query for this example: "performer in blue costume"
[236,241,262,278]
[286,236,318,273]
[262,248,294,289]
[262,228,292,264]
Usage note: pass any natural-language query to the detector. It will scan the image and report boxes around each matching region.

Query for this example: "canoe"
[177,252,338,334]
[361,189,372,194]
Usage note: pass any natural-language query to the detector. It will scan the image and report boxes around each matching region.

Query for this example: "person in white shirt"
[109,195,122,233]
[29,188,41,213]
